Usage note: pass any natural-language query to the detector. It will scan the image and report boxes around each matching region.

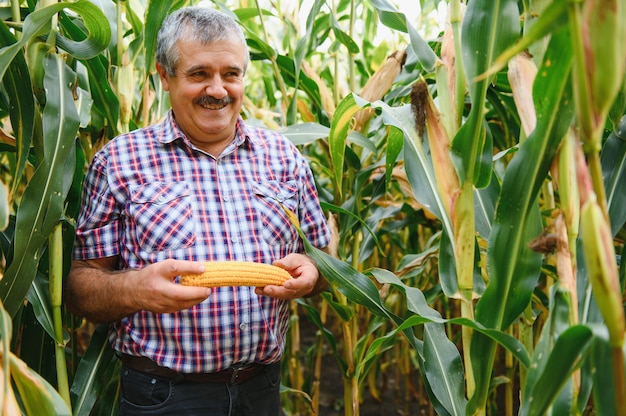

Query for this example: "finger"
[282,276,312,291]
[160,259,206,279]
[171,285,211,301]
[255,285,298,300]
[273,253,311,273]
[150,283,211,313]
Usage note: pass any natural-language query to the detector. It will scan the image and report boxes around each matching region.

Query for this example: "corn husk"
[353,50,406,132]
[508,51,537,137]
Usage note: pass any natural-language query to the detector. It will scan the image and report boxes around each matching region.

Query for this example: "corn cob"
[353,50,406,132]
[180,261,292,288]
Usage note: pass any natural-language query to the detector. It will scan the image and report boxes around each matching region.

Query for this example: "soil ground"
[290,316,435,416]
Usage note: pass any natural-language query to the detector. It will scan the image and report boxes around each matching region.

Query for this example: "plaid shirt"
[73,111,330,373]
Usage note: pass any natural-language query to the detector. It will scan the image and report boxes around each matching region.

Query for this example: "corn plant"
[303,0,626,415]
[1,0,625,415]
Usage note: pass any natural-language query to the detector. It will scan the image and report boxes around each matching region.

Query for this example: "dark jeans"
[119,362,281,416]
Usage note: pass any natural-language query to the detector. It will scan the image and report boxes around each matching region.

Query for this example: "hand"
[130,259,211,314]
[254,253,326,299]
[65,257,211,323]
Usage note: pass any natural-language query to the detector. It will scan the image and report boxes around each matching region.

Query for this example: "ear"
[155,62,170,91]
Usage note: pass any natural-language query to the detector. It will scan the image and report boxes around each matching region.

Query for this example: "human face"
[157,37,246,156]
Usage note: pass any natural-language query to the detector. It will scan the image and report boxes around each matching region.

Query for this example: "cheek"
[228,83,245,99]
[176,88,205,105]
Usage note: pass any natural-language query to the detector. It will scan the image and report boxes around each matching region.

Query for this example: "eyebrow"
[182,64,244,76]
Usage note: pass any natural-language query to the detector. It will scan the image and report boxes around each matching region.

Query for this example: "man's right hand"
[64,257,211,323]
[130,259,211,314]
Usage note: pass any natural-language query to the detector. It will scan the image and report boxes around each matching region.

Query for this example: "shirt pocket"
[128,182,196,253]
[252,180,299,246]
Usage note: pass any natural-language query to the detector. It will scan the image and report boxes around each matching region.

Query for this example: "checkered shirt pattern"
[73,111,330,373]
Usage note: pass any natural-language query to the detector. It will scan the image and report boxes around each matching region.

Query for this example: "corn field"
[0,0,625,415]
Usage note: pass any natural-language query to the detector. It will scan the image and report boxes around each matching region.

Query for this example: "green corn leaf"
[439,227,485,298]
[296,297,342,367]
[0,21,35,197]
[0,54,79,316]
[330,13,359,54]
[521,285,580,414]
[306,245,389,318]
[469,27,576,413]
[481,0,569,80]
[385,125,404,188]
[275,54,323,111]
[280,122,376,152]
[245,30,277,61]
[0,304,70,416]
[25,273,57,344]
[451,0,519,188]
[320,201,383,253]
[329,93,371,197]
[70,324,118,416]
[372,269,466,415]
[588,328,625,416]
[474,178,499,240]
[0,1,110,81]
[293,0,325,65]
[376,102,451,236]
[9,351,72,416]
[143,0,186,75]
[520,325,594,416]
[58,12,120,136]
[372,101,463,297]
[370,0,438,71]
[281,122,330,145]
[357,327,404,380]
[482,27,575,333]
[0,181,7,232]
[601,115,626,236]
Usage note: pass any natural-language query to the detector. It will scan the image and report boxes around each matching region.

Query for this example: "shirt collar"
[158,110,259,150]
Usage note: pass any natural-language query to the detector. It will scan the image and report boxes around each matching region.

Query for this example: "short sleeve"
[73,151,122,260]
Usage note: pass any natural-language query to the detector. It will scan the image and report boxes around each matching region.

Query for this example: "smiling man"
[64,6,330,416]
[156,28,247,156]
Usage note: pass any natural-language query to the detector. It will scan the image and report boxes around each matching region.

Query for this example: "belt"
[120,354,267,384]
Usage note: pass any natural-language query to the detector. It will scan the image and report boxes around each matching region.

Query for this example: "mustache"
[194,95,235,106]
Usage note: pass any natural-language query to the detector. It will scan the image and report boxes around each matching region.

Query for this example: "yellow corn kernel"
[179,261,292,288]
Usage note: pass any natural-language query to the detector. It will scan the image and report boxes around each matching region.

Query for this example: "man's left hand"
[254,253,327,299]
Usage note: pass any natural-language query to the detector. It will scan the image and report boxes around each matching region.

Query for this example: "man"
[64,6,330,416]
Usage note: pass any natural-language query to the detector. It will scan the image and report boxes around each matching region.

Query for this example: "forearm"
[64,261,139,323]
[64,258,210,323]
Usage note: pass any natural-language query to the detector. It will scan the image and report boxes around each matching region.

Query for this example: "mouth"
[196,96,233,110]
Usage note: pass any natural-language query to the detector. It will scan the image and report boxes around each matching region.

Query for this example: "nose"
[204,76,227,98]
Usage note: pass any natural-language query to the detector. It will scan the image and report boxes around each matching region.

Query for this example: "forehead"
[175,38,246,70]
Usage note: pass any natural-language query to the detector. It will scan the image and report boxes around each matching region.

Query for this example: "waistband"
[119,353,268,384]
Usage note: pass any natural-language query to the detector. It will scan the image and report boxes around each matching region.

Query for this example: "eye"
[223,67,244,80]
[190,71,206,80]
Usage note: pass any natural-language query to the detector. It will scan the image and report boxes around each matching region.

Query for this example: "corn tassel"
[180,261,292,288]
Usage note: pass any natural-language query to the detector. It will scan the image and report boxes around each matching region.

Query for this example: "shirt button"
[223,195,230,202]
[240,323,247,330]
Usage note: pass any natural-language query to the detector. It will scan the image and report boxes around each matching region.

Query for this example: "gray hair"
[156,6,250,76]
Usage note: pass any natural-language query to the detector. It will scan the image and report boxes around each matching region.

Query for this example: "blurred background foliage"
[0,0,625,415]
